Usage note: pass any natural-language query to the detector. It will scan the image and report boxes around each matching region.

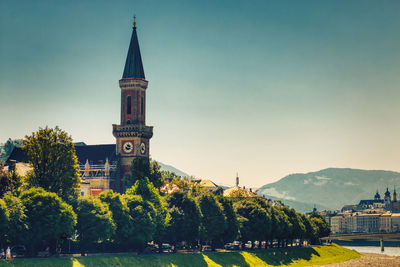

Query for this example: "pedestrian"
[0,248,4,259]
[5,246,11,259]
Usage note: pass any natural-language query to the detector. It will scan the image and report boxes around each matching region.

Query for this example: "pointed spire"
[122,16,145,79]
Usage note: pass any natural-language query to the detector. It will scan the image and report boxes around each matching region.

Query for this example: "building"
[330,215,347,234]
[112,17,153,192]
[6,18,152,196]
[223,174,258,198]
[379,213,392,232]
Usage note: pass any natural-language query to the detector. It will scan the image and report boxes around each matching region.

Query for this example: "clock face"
[123,141,133,153]
[140,142,146,154]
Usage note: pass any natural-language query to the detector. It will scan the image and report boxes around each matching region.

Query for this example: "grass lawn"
[0,243,360,267]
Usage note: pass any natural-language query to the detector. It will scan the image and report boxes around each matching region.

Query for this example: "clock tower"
[113,17,153,191]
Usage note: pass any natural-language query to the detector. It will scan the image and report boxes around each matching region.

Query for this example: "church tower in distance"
[113,17,153,192]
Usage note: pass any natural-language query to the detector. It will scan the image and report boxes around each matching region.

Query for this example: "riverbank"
[0,243,359,267]
[321,252,400,267]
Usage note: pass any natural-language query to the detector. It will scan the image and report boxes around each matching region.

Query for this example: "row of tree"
[0,127,330,255]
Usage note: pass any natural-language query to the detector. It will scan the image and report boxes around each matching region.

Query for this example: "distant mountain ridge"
[158,162,190,178]
[257,168,400,212]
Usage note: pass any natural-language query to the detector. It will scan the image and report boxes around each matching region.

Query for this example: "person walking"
[0,248,5,259]
[5,247,11,259]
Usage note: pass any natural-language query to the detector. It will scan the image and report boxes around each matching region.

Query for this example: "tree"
[310,212,331,241]
[270,206,291,247]
[23,126,80,201]
[124,194,156,250]
[166,192,201,247]
[233,199,270,248]
[2,192,27,245]
[20,187,76,255]
[300,214,316,245]
[279,207,304,243]
[125,157,164,188]
[99,191,135,248]
[0,199,9,246]
[218,197,239,244]
[76,197,115,253]
[126,178,170,251]
[0,162,20,198]
[197,193,226,250]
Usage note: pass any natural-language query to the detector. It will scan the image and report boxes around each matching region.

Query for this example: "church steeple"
[113,17,153,193]
[122,16,145,79]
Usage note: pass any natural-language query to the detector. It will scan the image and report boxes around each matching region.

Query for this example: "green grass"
[0,243,360,267]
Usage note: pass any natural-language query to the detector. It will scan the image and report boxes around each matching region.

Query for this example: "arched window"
[127,96,131,115]
[141,96,144,116]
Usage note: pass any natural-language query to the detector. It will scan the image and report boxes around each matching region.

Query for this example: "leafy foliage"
[0,199,9,245]
[20,187,76,254]
[126,157,164,189]
[126,178,170,247]
[166,192,201,246]
[197,193,226,249]
[124,194,156,250]
[2,192,27,244]
[76,197,115,252]
[234,199,270,245]
[23,127,80,201]
[0,162,20,198]
[310,212,331,239]
[99,191,134,246]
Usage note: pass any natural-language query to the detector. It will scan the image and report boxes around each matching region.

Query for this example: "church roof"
[223,186,258,198]
[75,144,116,165]
[122,25,145,79]
[199,179,219,188]
[6,144,116,166]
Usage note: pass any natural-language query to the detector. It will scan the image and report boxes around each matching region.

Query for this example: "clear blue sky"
[1,0,400,187]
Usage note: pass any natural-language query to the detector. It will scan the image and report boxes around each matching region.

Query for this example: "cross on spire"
[133,15,136,28]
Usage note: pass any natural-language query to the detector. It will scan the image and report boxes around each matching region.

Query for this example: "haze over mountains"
[257,168,400,213]
[3,141,400,213]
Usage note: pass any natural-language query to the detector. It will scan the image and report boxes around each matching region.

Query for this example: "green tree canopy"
[126,178,170,248]
[166,192,201,246]
[0,162,20,198]
[300,214,317,244]
[20,187,76,255]
[124,194,156,250]
[218,197,239,244]
[310,212,331,239]
[76,196,115,252]
[0,199,9,245]
[99,191,135,246]
[197,193,226,250]
[126,157,164,188]
[233,199,270,246]
[23,126,80,201]
[2,192,27,245]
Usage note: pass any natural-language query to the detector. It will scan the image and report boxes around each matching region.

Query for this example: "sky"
[1,0,400,188]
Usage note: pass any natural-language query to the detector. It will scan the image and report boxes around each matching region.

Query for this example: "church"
[7,18,152,196]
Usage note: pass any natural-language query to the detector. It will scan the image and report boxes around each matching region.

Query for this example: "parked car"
[10,245,26,257]
[232,241,241,250]
[224,243,233,250]
[162,243,171,252]
[202,245,212,252]
[244,241,252,249]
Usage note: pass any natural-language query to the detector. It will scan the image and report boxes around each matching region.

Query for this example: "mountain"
[158,162,190,178]
[257,168,400,212]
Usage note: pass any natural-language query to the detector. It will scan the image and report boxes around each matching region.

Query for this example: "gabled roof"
[75,144,116,165]
[199,179,219,188]
[122,26,145,79]
[6,147,26,164]
[223,186,258,198]
[6,144,117,166]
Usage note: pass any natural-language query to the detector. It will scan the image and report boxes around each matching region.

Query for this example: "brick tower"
[113,17,153,192]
